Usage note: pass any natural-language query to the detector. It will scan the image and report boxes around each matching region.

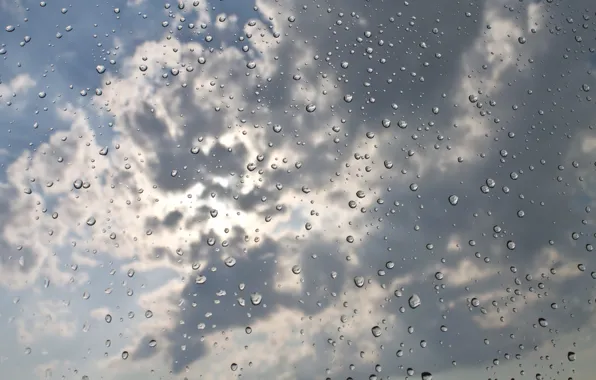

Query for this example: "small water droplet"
[291,265,301,274]
[86,217,96,226]
[448,195,459,206]
[96,65,106,74]
[371,326,382,337]
[305,104,317,112]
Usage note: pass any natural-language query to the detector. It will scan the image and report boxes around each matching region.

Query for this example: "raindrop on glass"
[408,294,421,309]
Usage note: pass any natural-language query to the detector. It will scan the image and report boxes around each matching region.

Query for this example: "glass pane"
[0,1,593,379]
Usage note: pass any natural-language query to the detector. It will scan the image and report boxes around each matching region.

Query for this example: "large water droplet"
[408,294,421,309]
[224,257,236,267]
[250,292,262,305]
[354,276,365,288]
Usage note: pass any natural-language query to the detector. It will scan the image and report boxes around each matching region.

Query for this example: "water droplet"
[231,363,238,371]
[421,372,433,380]
[86,217,96,226]
[210,209,218,218]
[127,269,135,277]
[344,94,353,103]
[105,314,112,323]
[246,61,256,69]
[506,240,516,250]
[99,146,109,156]
[435,272,444,280]
[5,25,15,32]
[408,294,421,309]
[568,351,576,361]
[518,36,527,44]
[38,91,47,98]
[96,65,106,74]
[381,119,391,128]
[305,104,316,113]
[291,265,301,274]
[224,257,236,267]
[145,310,153,318]
[250,292,262,306]
[354,276,365,288]
[371,326,382,337]
[340,61,349,69]
[448,195,459,206]
[149,339,157,347]
[538,317,548,327]
[121,351,129,360]
[398,120,408,129]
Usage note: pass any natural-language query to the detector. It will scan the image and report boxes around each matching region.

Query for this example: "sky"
[0,0,595,379]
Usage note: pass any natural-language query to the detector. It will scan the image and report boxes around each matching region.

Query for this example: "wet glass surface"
[0,0,595,379]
